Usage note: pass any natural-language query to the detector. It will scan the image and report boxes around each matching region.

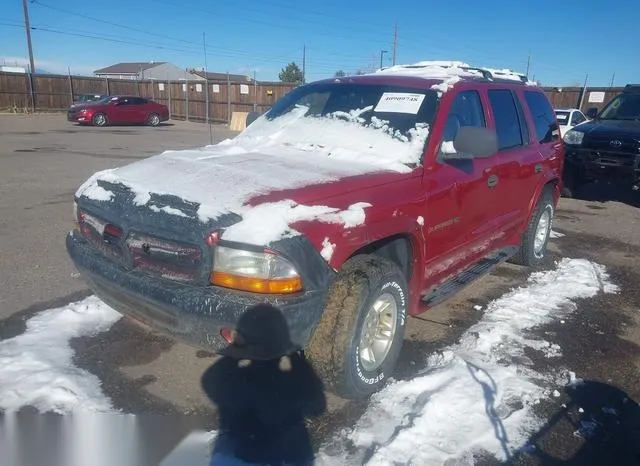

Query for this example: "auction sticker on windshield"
[374,93,426,114]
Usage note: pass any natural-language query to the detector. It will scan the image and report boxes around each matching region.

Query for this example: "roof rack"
[376,61,531,84]
[624,84,640,92]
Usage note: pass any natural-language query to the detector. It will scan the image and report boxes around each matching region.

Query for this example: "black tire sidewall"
[345,269,407,396]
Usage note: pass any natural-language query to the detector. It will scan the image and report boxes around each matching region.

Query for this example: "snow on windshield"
[235,103,431,168]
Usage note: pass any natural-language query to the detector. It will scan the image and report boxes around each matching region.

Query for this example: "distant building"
[189,70,254,84]
[93,62,204,81]
[0,65,27,73]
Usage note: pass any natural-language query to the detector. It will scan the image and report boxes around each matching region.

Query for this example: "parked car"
[67,62,563,398]
[67,95,169,127]
[554,107,588,136]
[562,84,640,196]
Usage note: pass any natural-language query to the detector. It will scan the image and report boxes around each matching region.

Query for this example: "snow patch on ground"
[550,229,565,238]
[320,238,336,262]
[0,296,121,414]
[222,200,370,246]
[317,258,618,465]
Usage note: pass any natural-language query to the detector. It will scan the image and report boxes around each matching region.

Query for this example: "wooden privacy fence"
[0,72,295,123]
[542,86,624,112]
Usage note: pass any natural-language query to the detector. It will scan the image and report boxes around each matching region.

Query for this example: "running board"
[421,246,518,308]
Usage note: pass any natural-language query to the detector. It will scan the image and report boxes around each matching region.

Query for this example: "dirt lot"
[0,115,638,463]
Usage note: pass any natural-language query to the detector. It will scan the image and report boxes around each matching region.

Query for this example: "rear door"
[131,98,150,123]
[486,88,541,241]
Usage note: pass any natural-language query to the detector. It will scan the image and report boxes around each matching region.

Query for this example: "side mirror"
[446,126,498,159]
[586,107,598,119]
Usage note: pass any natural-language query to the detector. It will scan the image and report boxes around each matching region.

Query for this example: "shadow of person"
[514,380,640,465]
[201,304,327,465]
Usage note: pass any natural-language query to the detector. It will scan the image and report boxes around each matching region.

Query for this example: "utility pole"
[392,22,398,65]
[22,0,35,76]
[609,72,615,88]
[22,0,36,112]
[578,73,589,110]
[203,32,212,144]
[525,54,531,78]
[302,45,306,84]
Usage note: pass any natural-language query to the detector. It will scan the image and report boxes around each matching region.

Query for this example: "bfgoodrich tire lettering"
[306,255,407,399]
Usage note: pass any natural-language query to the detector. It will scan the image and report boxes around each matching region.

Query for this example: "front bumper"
[565,146,640,183]
[66,231,329,359]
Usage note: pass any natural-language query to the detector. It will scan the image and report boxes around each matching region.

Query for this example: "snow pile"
[320,238,337,262]
[221,200,371,246]
[0,296,121,414]
[318,258,618,465]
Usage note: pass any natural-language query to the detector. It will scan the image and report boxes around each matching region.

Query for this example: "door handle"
[487,174,499,188]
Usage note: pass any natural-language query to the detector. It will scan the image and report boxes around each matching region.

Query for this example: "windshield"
[236,82,438,168]
[554,111,570,124]
[599,93,640,120]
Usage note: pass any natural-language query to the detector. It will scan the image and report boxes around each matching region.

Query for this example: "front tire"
[92,113,108,127]
[511,190,554,266]
[306,255,407,399]
[147,113,160,126]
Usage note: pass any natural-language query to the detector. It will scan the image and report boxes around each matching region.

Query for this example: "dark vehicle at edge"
[562,84,640,196]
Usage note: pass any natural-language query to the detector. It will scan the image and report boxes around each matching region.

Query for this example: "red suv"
[67,95,169,127]
[67,62,563,398]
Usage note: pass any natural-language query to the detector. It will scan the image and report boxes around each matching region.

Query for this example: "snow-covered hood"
[76,109,429,246]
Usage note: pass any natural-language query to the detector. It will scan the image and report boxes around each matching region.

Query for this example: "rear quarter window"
[524,91,559,143]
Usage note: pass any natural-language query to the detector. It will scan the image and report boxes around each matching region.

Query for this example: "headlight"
[563,130,584,145]
[211,245,302,294]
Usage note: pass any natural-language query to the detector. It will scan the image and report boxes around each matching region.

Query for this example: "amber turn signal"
[211,272,303,294]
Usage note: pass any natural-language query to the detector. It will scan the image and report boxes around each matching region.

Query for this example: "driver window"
[440,91,486,154]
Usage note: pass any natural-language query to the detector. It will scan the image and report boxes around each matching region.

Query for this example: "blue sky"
[1,0,638,86]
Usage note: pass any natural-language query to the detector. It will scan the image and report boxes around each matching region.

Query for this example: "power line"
[32,0,200,47]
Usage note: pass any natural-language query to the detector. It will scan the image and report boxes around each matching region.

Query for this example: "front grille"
[126,232,203,283]
[583,136,639,153]
[78,208,205,283]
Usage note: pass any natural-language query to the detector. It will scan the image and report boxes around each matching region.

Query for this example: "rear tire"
[306,255,407,399]
[511,190,554,267]
[147,113,160,126]
[92,113,108,127]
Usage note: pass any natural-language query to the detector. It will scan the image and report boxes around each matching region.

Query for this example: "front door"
[422,89,496,289]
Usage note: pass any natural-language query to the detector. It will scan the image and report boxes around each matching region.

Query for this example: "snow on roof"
[373,60,530,89]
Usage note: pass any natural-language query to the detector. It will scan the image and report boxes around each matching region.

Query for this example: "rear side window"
[488,90,524,151]
[524,91,559,143]
[132,98,148,105]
